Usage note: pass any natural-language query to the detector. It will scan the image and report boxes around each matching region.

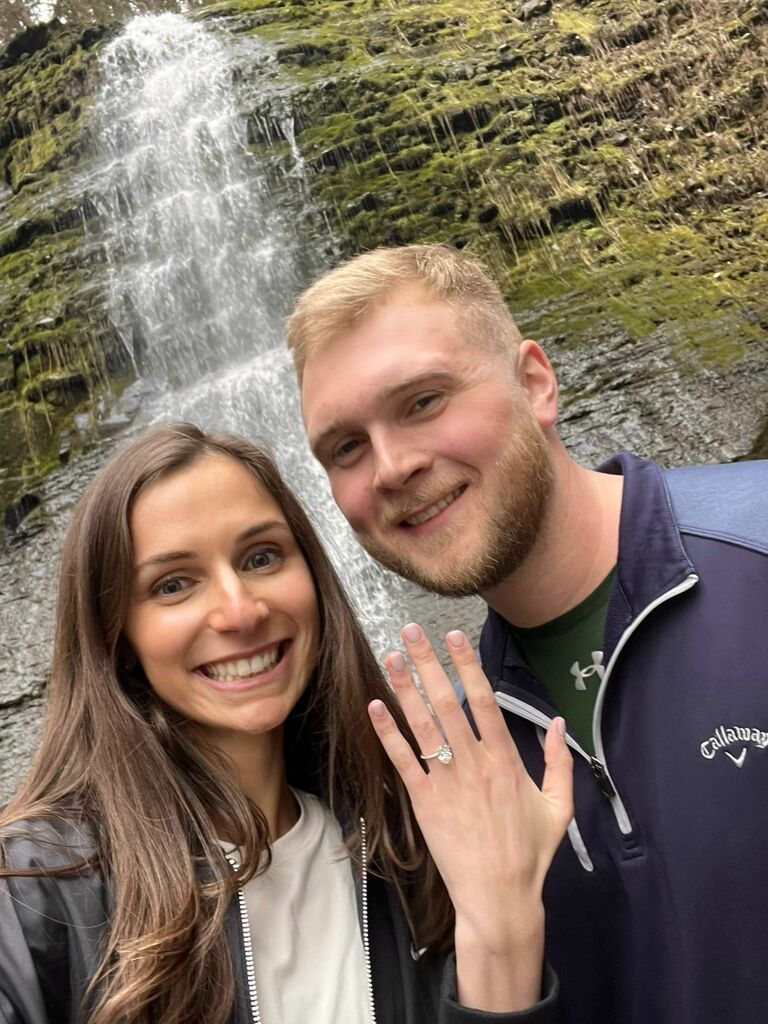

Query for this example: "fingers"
[397,623,475,754]
[384,648,448,760]
[367,698,428,793]
[541,717,575,834]
[443,630,521,758]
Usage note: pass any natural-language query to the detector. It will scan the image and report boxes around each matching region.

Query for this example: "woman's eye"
[152,576,189,597]
[245,547,281,571]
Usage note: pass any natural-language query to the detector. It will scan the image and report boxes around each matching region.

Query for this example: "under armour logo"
[570,651,605,692]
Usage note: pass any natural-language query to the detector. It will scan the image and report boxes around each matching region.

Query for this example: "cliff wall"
[1,0,766,522]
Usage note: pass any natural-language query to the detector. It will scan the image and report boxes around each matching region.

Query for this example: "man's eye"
[411,393,440,414]
[332,438,363,464]
[245,547,281,571]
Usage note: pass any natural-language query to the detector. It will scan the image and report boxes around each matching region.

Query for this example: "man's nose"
[208,573,269,633]
[372,433,431,492]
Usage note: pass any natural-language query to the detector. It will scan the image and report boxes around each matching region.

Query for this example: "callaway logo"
[699,725,768,767]
[570,651,605,692]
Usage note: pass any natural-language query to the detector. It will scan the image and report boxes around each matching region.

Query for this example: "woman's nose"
[208,574,269,633]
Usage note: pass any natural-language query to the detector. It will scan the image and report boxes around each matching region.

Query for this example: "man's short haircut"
[286,243,522,381]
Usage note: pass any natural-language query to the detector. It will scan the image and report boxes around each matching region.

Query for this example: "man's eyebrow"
[133,521,290,572]
[310,369,456,456]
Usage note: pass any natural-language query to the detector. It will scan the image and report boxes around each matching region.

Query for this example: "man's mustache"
[376,477,468,528]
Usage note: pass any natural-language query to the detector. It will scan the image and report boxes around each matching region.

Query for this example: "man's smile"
[399,484,468,529]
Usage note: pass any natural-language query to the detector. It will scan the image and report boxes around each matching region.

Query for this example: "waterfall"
[91,13,416,653]
[0,11,485,800]
[93,14,305,383]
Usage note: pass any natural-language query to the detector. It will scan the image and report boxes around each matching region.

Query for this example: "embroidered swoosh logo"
[724,748,747,768]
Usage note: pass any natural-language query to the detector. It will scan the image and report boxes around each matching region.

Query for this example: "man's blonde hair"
[286,244,522,380]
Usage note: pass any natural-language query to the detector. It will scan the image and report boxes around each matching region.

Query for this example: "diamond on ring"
[420,743,454,765]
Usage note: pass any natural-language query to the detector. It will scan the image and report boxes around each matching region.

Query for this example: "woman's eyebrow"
[234,521,290,544]
[133,521,291,572]
[134,549,195,572]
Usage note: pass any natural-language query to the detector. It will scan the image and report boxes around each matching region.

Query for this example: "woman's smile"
[196,639,291,689]
[123,454,319,756]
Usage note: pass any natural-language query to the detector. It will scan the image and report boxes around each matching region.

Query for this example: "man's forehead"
[304,298,465,382]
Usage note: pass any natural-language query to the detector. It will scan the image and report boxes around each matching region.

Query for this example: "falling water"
[0,12,485,799]
[90,13,455,652]
[94,14,306,382]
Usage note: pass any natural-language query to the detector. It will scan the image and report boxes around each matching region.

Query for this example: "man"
[287,244,768,1024]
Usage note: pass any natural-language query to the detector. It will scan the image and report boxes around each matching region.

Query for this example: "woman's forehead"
[130,455,287,556]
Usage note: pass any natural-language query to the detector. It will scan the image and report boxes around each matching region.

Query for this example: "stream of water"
[0,13,484,800]
[89,13,429,647]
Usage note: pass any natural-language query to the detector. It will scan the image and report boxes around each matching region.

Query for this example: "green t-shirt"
[510,568,616,756]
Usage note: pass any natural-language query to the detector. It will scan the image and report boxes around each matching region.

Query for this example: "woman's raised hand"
[368,623,573,1014]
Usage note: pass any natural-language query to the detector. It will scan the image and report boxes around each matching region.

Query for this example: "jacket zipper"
[360,817,378,1024]
[227,821,377,1024]
[495,573,699,836]
[227,856,262,1023]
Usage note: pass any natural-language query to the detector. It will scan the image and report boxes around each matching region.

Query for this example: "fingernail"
[446,630,465,648]
[556,717,566,737]
[388,651,406,672]
[369,700,387,718]
[402,623,422,643]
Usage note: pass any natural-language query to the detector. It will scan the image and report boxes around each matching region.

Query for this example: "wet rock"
[478,204,499,224]
[275,41,348,67]
[530,93,563,125]
[561,33,590,55]
[314,144,353,170]
[0,21,60,71]
[346,191,380,216]
[4,491,40,533]
[39,372,89,408]
[519,0,552,21]
[58,431,71,465]
[549,194,600,227]
[98,412,132,435]
[391,144,431,172]
[436,104,496,137]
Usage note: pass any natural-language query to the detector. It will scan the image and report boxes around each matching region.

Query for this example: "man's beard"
[359,414,553,597]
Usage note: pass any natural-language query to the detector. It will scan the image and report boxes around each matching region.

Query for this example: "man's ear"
[516,339,559,429]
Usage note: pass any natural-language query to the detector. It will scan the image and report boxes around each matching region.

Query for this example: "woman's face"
[123,455,319,757]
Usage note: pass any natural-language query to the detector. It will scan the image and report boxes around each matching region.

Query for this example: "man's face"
[301,285,553,596]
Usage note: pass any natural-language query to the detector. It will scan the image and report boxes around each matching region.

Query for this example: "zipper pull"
[589,756,616,798]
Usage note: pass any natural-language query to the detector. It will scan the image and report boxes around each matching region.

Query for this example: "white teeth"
[405,488,464,527]
[202,645,281,682]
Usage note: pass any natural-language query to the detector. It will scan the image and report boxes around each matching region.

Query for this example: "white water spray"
[93,14,305,384]
[91,13,413,654]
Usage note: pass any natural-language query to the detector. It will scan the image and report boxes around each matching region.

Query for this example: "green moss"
[3,0,768,498]
[551,8,599,39]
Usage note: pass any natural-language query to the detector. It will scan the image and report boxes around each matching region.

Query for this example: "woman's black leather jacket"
[0,818,560,1024]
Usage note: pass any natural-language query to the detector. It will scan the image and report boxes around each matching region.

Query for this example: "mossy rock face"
[0,19,132,511]
[1,0,767,517]
[219,0,767,458]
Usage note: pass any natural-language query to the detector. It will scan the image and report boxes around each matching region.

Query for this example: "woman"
[0,423,572,1024]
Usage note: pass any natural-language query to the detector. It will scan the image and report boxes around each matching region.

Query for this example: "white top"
[234,790,374,1024]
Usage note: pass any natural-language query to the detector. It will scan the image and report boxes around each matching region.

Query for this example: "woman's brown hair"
[0,423,452,1024]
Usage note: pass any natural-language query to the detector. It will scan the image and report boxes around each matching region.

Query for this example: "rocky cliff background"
[0,0,766,795]
[1,0,767,526]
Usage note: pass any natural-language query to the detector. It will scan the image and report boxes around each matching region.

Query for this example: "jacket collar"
[598,452,695,653]
[483,452,696,696]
